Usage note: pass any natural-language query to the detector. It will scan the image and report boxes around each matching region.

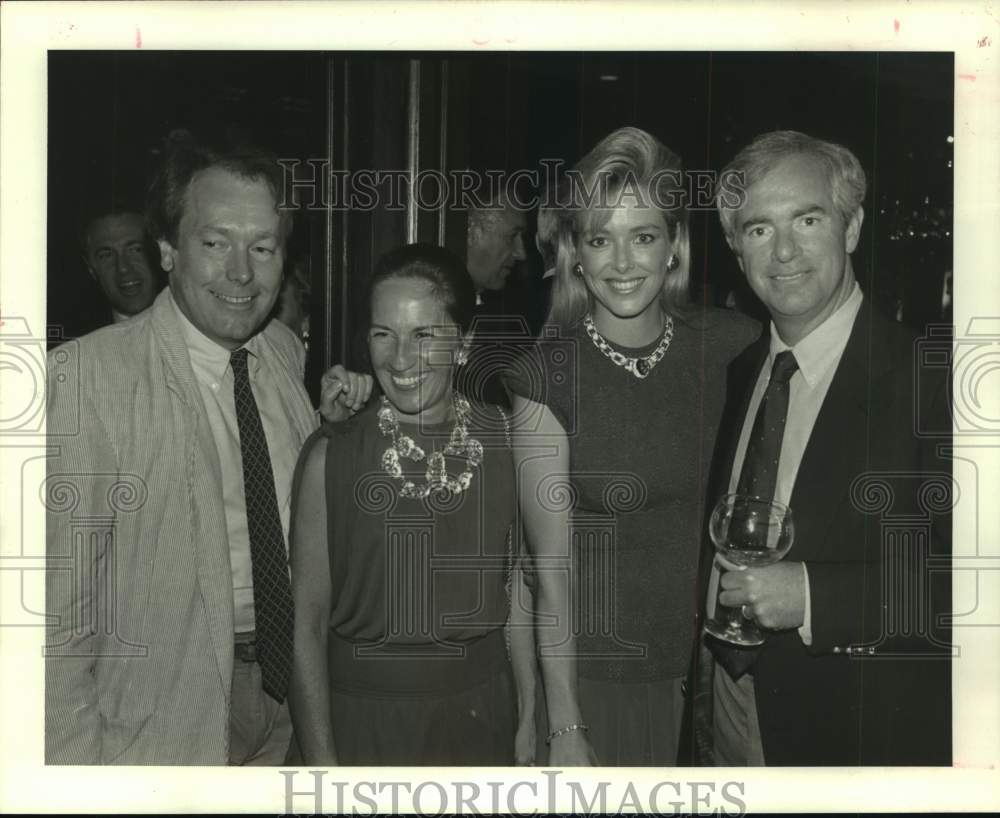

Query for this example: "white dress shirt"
[171,292,299,633]
[726,280,863,641]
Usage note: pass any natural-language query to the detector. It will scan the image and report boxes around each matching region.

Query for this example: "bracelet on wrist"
[545,722,589,745]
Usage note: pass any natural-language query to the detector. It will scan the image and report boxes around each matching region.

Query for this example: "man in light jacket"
[45,136,369,765]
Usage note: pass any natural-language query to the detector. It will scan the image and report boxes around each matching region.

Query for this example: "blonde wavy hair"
[547,126,691,328]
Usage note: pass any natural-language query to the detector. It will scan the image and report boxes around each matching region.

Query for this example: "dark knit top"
[505,307,760,682]
[302,400,517,695]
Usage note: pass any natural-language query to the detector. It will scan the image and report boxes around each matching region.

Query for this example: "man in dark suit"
[466,192,528,298]
[699,130,951,766]
[459,190,529,408]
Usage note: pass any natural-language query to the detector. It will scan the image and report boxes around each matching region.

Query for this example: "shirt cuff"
[798,562,812,645]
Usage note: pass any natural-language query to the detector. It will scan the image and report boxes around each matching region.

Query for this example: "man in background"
[81,210,160,323]
[466,192,528,302]
[459,188,531,408]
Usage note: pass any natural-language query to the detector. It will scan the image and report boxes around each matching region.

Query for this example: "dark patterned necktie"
[736,350,800,504]
[231,348,294,702]
[710,350,799,681]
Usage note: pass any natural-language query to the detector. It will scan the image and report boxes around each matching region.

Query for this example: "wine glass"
[703,493,795,647]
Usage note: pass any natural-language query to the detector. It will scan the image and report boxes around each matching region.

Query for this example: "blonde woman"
[507,127,758,765]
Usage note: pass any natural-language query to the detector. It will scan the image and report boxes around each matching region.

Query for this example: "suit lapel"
[788,301,879,561]
[151,291,235,694]
[701,301,886,583]
[713,338,769,502]
[697,336,769,600]
[256,327,318,446]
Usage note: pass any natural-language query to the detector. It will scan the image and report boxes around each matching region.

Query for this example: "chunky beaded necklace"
[583,313,674,379]
[378,393,484,499]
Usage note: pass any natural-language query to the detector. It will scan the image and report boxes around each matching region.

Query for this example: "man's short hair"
[79,208,145,255]
[466,186,527,242]
[467,202,510,242]
[716,130,867,244]
[146,132,293,248]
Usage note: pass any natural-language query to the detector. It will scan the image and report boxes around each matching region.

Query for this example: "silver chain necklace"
[583,313,674,379]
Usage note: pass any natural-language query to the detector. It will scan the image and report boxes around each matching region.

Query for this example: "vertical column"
[406,59,421,245]
[851,471,953,656]
[44,473,148,657]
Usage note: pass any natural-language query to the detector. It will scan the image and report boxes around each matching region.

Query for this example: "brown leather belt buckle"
[234,640,258,663]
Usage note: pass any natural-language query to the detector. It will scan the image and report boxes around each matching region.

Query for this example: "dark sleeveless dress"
[303,400,518,765]
[505,308,760,765]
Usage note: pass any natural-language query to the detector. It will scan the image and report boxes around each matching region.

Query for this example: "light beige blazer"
[45,289,317,764]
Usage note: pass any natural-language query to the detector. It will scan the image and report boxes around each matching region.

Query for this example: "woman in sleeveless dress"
[507,127,759,765]
[289,243,536,765]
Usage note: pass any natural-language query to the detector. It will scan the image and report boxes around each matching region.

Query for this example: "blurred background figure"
[466,192,528,303]
[81,210,161,324]
[458,183,534,409]
[274,262,312,350]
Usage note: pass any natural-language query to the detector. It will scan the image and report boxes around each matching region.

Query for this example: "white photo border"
[1,0,997,813]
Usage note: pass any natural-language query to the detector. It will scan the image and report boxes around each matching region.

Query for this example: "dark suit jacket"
[696,298,952,765]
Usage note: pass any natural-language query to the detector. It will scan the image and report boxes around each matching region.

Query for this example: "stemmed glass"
[703,493,795,647]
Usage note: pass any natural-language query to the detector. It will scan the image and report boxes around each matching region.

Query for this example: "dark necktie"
[231,348,294,702]
[710,350,799,681]
[736,350,800,504]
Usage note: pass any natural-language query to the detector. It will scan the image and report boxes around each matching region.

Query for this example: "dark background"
[48,51,954,396]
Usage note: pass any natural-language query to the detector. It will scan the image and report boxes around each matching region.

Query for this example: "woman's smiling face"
[577,198,671,325]
[368,276,465,425]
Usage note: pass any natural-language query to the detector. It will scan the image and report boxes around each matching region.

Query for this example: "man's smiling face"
[159,166,285,349]
[732,153,863,345]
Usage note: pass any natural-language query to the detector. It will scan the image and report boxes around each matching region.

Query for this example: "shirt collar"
[168,288,260,382]
[767,281,863,388]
